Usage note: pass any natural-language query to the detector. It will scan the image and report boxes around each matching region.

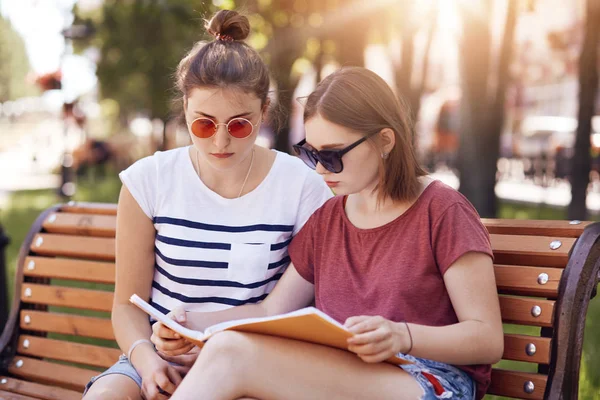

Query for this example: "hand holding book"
[131,294,411,365]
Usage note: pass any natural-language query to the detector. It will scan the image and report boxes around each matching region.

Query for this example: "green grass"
[1,177,600,398]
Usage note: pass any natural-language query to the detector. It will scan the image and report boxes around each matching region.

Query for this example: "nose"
[315,162,329,175]
[213,123,230,150]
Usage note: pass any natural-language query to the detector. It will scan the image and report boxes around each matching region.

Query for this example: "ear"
[261,98,271,119]
[378,128,396,155]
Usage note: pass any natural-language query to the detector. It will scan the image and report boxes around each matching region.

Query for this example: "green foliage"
[76,0,216,121]
[0,16,36,101]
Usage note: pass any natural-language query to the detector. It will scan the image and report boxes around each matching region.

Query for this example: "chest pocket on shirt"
[228,243,271,285]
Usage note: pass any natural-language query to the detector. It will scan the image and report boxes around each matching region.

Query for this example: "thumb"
[171,306,187,323]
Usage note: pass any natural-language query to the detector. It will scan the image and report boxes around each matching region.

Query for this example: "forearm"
[112,303,158,363]
[185,303,268,331]
[406,320,503,365]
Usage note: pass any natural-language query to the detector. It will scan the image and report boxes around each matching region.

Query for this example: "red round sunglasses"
[188,117,261,139]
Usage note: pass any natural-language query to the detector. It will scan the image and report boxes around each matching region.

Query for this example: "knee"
[201,331,251,360]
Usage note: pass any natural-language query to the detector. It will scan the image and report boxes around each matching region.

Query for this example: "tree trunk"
[485,0,519,217]
[568,0,600,221]
[456,1,495,217]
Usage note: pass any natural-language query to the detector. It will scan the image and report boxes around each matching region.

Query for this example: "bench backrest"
[1,203,599,399]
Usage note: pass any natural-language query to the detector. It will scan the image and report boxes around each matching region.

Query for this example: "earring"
[382,153,389,159]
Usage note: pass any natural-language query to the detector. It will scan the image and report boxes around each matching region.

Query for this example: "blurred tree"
[456,0,519,218]
[75,0,214,136]
[0,17,34,101]
[393,1,437,128]
[569,0,600,221]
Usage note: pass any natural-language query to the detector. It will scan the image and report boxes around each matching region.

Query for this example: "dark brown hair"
[174,10,270,110]
[303,67,427,203]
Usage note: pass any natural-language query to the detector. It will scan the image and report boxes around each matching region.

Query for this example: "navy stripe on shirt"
[155,246,228,269]
[156,234,292,252]
[153,216,294,233]
[152,281,269,306]
[155,263,284,289]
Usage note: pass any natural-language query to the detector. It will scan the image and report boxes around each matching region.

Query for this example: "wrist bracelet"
[127,338,153,361]
[403,321,413,354]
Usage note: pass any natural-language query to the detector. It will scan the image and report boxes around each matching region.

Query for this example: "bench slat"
[0,376,81,400]
[490,234,575,267]
[21,284,113,312]
[60,202,117,216]
[483,219,591,237]
[17,335,120,369]
[19,310,114,340]
[42,213,116,238]
[499,296,554,327]
[0,390,39,400]
[22,257,115,284]
[503,334,551,364]
[7,356,95,392]
[495,265,562,298]
[489,369,547,399]
[30,234,115,261]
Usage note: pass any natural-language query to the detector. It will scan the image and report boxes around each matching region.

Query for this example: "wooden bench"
[0,202,599,399]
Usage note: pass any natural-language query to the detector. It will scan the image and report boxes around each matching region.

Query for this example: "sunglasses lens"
[191,119,216,138]
[228,118,254,138]
[319,152,342,173]
[294,146,318,170]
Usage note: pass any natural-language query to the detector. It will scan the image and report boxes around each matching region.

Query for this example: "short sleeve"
[432,203,494,275]
[293,170,333,235]
[118,154,158,219]
[288,213,317,284]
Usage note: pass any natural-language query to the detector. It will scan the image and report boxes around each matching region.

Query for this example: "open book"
[130,294,410,365]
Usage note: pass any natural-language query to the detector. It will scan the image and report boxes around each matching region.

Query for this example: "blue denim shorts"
[83,354,142,395]
[397,353,476,400]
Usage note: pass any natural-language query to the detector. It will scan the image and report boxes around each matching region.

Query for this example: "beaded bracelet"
[127,338,153,361]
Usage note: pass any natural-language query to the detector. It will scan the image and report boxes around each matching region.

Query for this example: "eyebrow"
[193,111,254,120]
[315,142,346,150]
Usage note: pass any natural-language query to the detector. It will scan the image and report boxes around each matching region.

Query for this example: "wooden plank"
[42,213,116,238]
[503,334,551,364]
[17,335,120,369]
[21,284,113,312]
[488,369,547,399]
[19,310,115,340]
[0,376,81,400]
[29,234,115,261]
[482,218,590,238]
[22,257,115,284]
[490,234,575,268]
[0,390,39,400]
[499,296,555,327]
[494,265,562,298]
[7,356,95,392]
[60,202,117,216]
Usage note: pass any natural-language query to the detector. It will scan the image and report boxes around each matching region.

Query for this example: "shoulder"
[271,150,313,176]
[424,180,480,216]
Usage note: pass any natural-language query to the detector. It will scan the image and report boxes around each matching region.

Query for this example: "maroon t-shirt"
[288,180,494,399]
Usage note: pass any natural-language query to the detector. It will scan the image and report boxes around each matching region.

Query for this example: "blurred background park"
[0,0,599,398]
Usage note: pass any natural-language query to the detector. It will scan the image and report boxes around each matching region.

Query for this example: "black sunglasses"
[293,132,378,173]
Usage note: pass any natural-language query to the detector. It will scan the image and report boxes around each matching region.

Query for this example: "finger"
[158,349,196,366]
[156,341,195,356]
[168,306,187,323]
[167,365,183,387]
[359,350,394,364]
[349,340,390,357]
[153,322,181,340]
[344,315,370,329]
[152,335,190,351]
[155,371,177,395]
[347,328,390,345]
[347,318,382,334]
[172,364,190,376]
[143,382,167,400]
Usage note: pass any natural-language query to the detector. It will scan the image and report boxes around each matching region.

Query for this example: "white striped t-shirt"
[119,146,332,314]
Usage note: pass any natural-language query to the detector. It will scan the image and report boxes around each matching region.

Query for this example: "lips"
[325,181,339,188]
[211,153,234,159]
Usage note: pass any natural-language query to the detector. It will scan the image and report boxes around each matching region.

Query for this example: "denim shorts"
[83,354,142,395]
[397,353,476,400]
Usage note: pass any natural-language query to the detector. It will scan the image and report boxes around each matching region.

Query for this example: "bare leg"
[171,331,423,400]
[81,374,142,400]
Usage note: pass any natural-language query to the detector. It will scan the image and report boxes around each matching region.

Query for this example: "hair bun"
[206,10,250,42]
